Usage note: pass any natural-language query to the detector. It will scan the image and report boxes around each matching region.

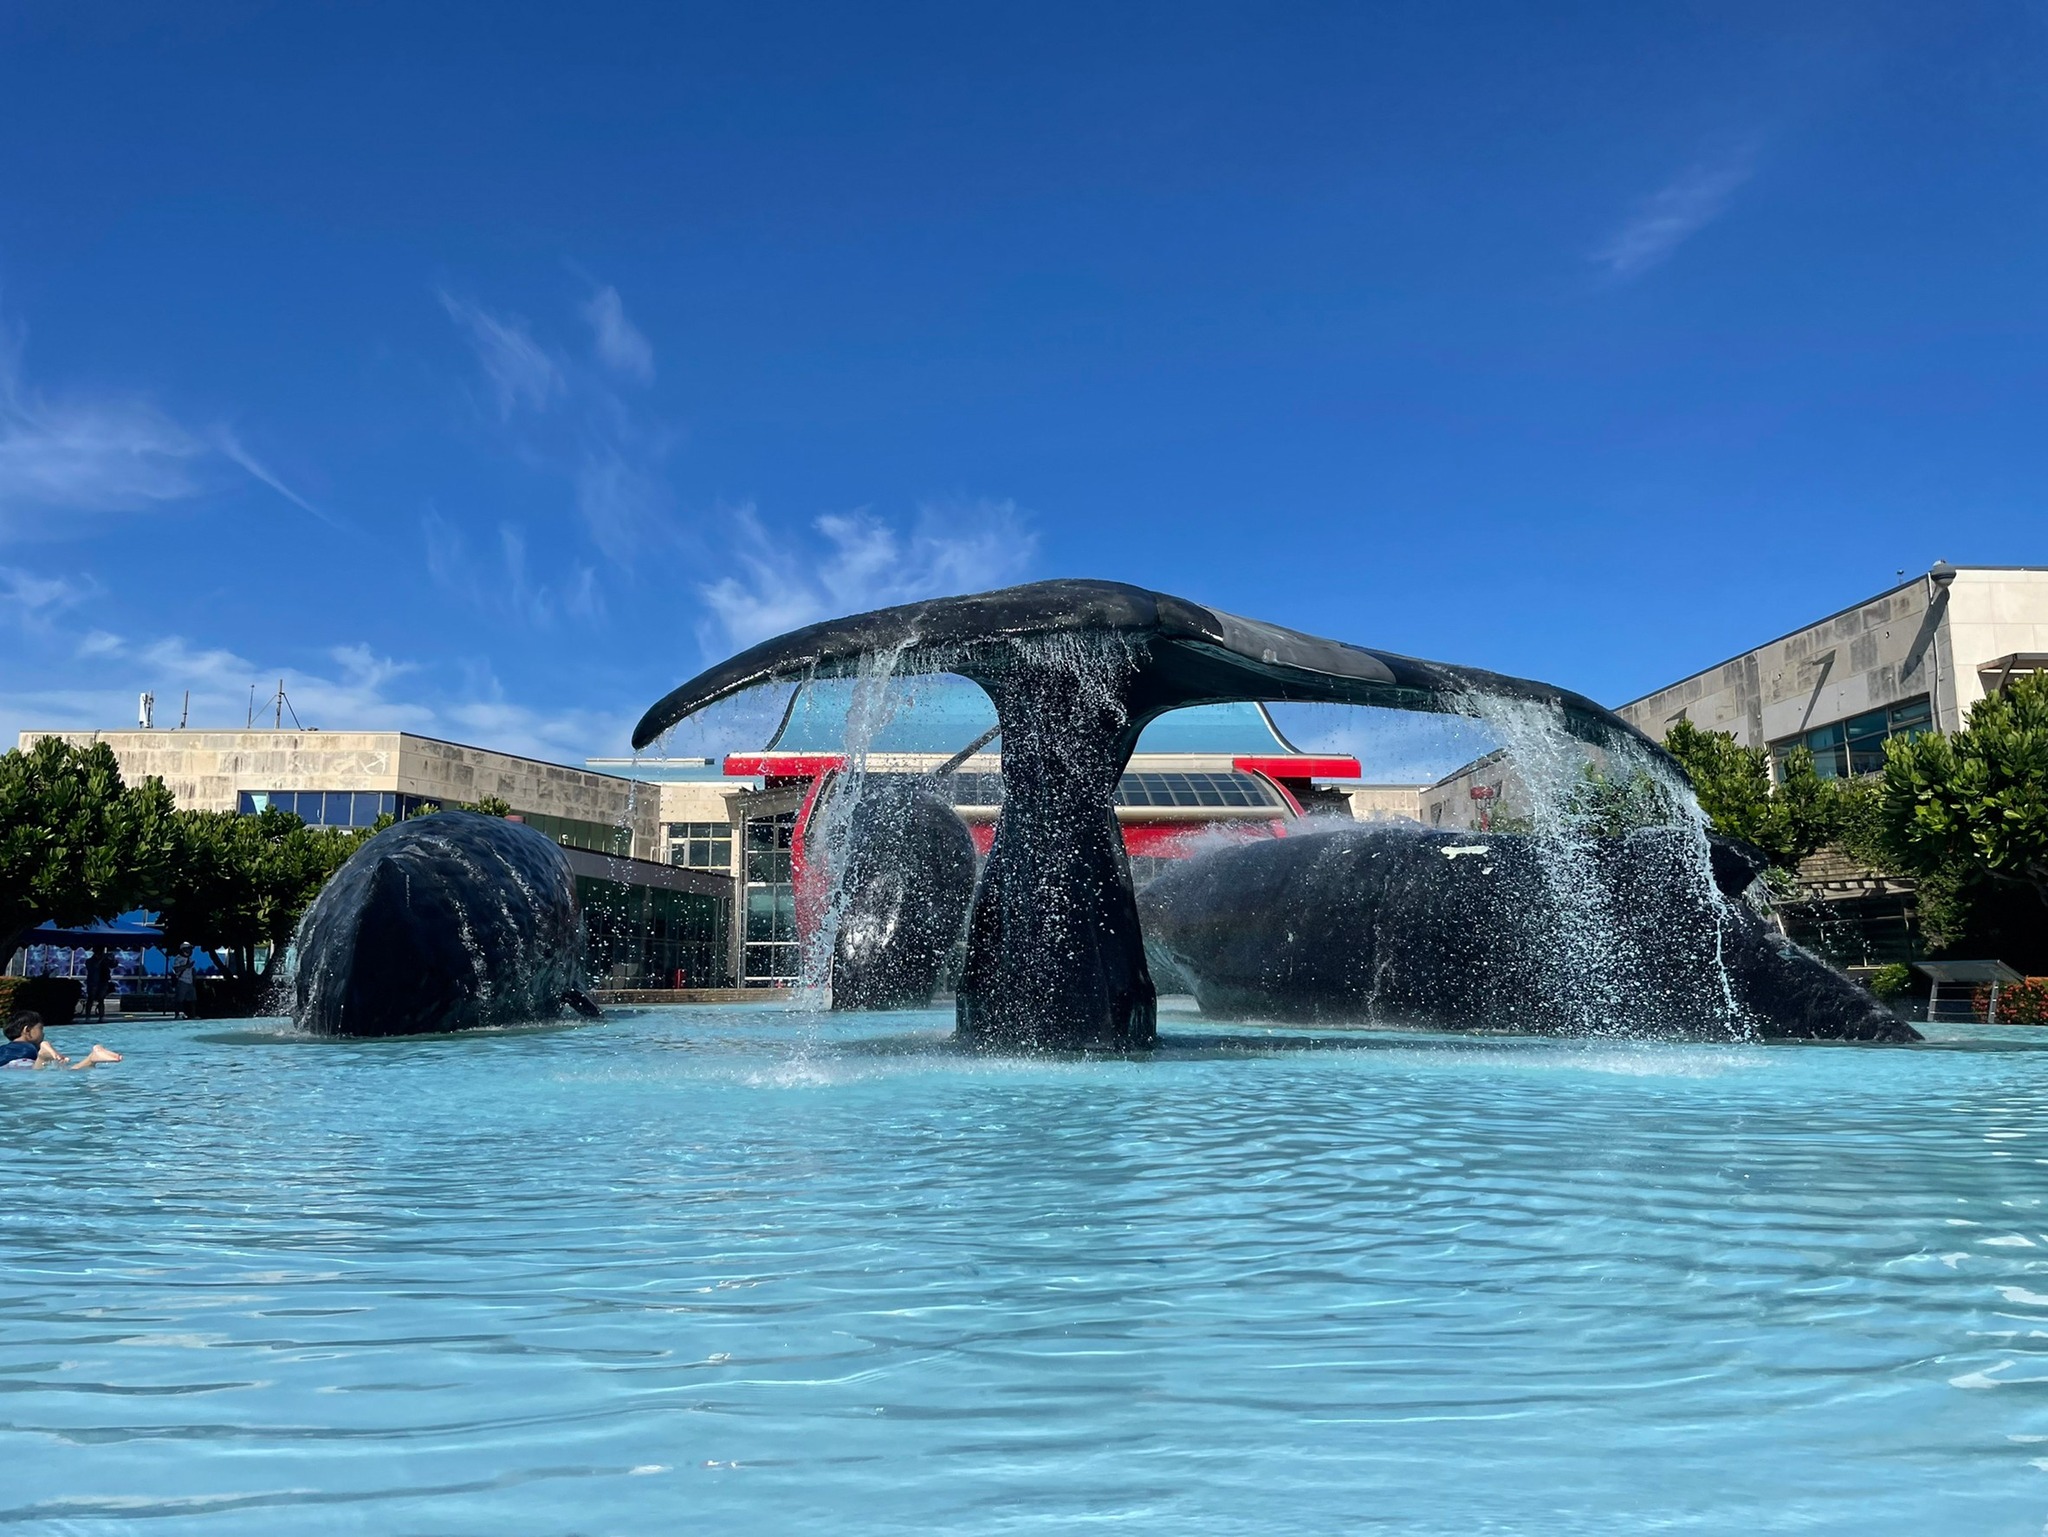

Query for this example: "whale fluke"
[636,579,1669,1053]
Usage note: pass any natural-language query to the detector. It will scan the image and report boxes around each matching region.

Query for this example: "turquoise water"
[7,1005,2048,1535]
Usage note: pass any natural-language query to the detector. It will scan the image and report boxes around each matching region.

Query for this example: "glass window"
[321,791,352,826]
[1844,709,1888,776]
[352,791,383,826]
[1771,694,1932,781]
[744,887,796,942]
[667,821,733,871]
[939,772,1005,807]
[741,811,799,985]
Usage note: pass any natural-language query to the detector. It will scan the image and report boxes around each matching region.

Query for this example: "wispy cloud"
[422,505,604,629]
[574,440,671,564]
[581,285,655,384]
[215,430,343,530]
[699,498,1038,652]
[0,376,207,525]
[0,310,329,537]
[439,291,565,419]
[0,603,631,762]
[1593,144,1759,281]
[434,283,1035,665]
[438,281,675,582]
[0,564,96,630]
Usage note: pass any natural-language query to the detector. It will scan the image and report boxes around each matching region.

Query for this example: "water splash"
[794,640,918,1007]
[1458,692,1748,1038]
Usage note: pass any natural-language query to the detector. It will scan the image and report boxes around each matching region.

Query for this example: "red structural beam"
[723,753,846,779]
[1232,755,1361,779]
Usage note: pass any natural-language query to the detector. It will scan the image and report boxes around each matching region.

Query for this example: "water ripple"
[4,1010,2048,1533]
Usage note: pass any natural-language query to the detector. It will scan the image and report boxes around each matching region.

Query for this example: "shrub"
[1868,963,1913,1000]
[2,975,82,1026]
[1975,978,2048,1025]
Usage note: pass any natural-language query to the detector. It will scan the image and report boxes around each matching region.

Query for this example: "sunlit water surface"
[7,1005,2048,1535]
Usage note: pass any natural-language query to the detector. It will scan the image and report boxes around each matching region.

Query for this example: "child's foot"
[70,1045,123,1069]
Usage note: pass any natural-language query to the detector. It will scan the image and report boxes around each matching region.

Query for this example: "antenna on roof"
[178,690,189,730]
[263,678,304,732]
[138,691,154,730]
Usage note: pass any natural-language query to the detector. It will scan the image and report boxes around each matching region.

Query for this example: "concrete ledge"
[592,987,792,1006]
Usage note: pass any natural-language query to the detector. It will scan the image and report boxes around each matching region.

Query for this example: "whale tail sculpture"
[637,579,1676,1052]
[1139,822,1920,1042]
[293,811,592,1037]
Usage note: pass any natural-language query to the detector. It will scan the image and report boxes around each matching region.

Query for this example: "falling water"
[1461,692,1748,1037]
[793,627,1142,1023]
[793,641,918,1006]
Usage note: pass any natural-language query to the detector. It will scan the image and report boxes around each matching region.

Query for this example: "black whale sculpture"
[828,776,979,1011]
[292,812,596,1037]
[1140,822,1920,1042]
[635,578,1668,1053]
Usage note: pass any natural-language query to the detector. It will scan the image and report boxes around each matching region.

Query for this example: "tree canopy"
[1,737,383,988]
[1660,718,1841,869]
[153,807,372,979]
[0,737,178,968]
[1876,671,2048,904]
[1663,681,2048,969]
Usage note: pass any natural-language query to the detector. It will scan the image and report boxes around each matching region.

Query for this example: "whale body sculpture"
[635,578,1673,1052]
[828,776,979,1011]
[1139,822,1920,1042]
[293,812,596,1037]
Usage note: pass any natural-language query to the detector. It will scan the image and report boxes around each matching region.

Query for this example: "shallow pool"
[7,1005,2048,1534]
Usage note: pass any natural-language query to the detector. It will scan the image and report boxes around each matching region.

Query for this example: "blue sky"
[2,3,2044,775]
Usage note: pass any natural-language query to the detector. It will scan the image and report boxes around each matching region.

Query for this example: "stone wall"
[1615,577,1942,749]
[1339,784,1425,822]
[1419,751,1517,831]
[1947,568,2048,720]
[1615,567,2048,751]
[19,729,661,860]
[23,730,406,814]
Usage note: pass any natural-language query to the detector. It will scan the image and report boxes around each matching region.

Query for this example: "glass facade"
[237,789,395,828]
[1114,771,1280,809]
[668,821,734,872]
[235,790,630,853]
[920,769,1280,810]
[576,876,732,989]
[514,809,632,857]
[743,811,799,986]
[1771,695,1932,780]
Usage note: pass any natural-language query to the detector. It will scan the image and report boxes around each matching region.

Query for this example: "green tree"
[1877,671,2048,903]
[465,795,513,817]
[155,807,370,980]
[1661,719,1840,868]
[0,737,179,969]
[1868,672,2048,966]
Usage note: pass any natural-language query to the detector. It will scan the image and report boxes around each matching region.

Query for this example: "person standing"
[84,949,115,1022]
[170,944,198,1019]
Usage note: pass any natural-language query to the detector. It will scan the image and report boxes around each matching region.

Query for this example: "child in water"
[1,1014,123,1071]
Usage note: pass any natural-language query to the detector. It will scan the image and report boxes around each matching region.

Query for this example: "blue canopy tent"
[20,911,168,949]
[14,912,218,981]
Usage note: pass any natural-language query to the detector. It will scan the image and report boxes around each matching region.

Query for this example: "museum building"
[1418,564,2048,966]
[19,727,732,990]
[24,690,1405,993]
[595,681,1397,989]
